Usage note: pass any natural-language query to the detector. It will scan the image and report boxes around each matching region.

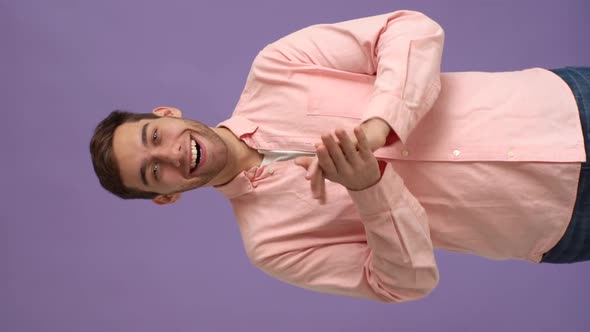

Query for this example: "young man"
[90,10,590,303]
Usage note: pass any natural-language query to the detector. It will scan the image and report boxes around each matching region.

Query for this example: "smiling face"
[112,108,228,201]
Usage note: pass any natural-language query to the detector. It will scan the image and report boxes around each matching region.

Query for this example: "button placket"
[244,166,277,189]
[507,150,515,159]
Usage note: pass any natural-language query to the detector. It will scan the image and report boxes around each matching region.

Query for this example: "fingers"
[354,126,373,158]
[296,156,326,204]
[316,144,336,175]
[321,133,349,173]
[294,156,314,180]
[294,156,313,169]
[306,157,319,180]
[299,127,378,200]
[310,166,326,204]
[335,129,360,164]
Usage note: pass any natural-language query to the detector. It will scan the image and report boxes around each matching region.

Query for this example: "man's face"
[112,111,228,198]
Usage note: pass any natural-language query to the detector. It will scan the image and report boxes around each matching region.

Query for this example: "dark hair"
[89,110,160,199]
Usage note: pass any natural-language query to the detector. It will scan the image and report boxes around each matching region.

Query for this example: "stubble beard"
[175,118,229,193]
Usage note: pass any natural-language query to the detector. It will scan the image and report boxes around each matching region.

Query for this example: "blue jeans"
[541,67,590,264]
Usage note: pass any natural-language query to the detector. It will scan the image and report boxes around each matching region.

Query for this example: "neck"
[211,127,262,186]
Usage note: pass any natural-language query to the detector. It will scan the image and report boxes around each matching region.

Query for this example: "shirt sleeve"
[254,164,438,303]
[347,163,439,301]
[264,10,445,144]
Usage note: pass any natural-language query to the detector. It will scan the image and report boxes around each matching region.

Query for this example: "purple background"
[2,0,590,331]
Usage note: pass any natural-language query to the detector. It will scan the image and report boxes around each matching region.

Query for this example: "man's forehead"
[113,120,147,189]
[113,120,144,151]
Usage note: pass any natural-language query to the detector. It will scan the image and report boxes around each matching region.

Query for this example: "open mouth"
[190,137,202,172]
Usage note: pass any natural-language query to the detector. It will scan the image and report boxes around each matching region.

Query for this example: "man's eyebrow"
[140,122,149,186]
[141,122,149,147]
[140,160,148,187]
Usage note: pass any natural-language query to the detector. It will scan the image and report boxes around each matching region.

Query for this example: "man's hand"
[360,118,391,151]
[295,119,391,203]
[317,127,381,191]
[294,154,326,204]
[295,126,382,202]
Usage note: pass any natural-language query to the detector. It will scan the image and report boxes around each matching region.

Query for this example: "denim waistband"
[541,67,590,263]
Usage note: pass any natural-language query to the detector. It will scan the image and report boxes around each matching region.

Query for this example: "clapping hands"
[295,126,382,203]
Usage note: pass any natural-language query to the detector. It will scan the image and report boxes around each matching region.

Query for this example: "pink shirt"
[215,10,585,302]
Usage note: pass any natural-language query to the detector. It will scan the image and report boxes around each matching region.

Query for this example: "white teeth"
[190,139,198,170]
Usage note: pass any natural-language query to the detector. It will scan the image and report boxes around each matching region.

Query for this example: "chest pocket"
[306,74,375,119]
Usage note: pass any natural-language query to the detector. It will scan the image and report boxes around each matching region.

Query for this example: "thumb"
[294,156,314,169]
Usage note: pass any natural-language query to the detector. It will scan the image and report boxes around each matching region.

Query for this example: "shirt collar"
[214,115,260,199]
[216,115,258,139]
[215,163,271,199]
[214,171,254,199]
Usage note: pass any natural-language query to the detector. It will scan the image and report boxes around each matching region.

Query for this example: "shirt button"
[452,149,461,157]
[268,168,275,174]
[507,150,515,158]
[401,150,409,157]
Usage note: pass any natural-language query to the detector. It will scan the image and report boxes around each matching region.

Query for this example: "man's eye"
[152,129,159,143]
[152,163,160,180]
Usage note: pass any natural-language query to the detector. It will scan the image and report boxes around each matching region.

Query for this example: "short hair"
[89,110,159,199]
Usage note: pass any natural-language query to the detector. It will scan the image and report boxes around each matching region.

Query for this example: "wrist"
[362,118,389,133]
[347,167,382,191]
[361,118,391,150]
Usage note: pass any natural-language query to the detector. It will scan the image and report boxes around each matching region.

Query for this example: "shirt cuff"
[363,92,412,144]
[363,79,441,145]
[347,163,404,216]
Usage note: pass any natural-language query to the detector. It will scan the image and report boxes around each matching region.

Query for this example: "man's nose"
[153,143,183,167]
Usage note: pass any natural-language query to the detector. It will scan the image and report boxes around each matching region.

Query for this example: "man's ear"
[152,106,182,118]
[152,193,182,205]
